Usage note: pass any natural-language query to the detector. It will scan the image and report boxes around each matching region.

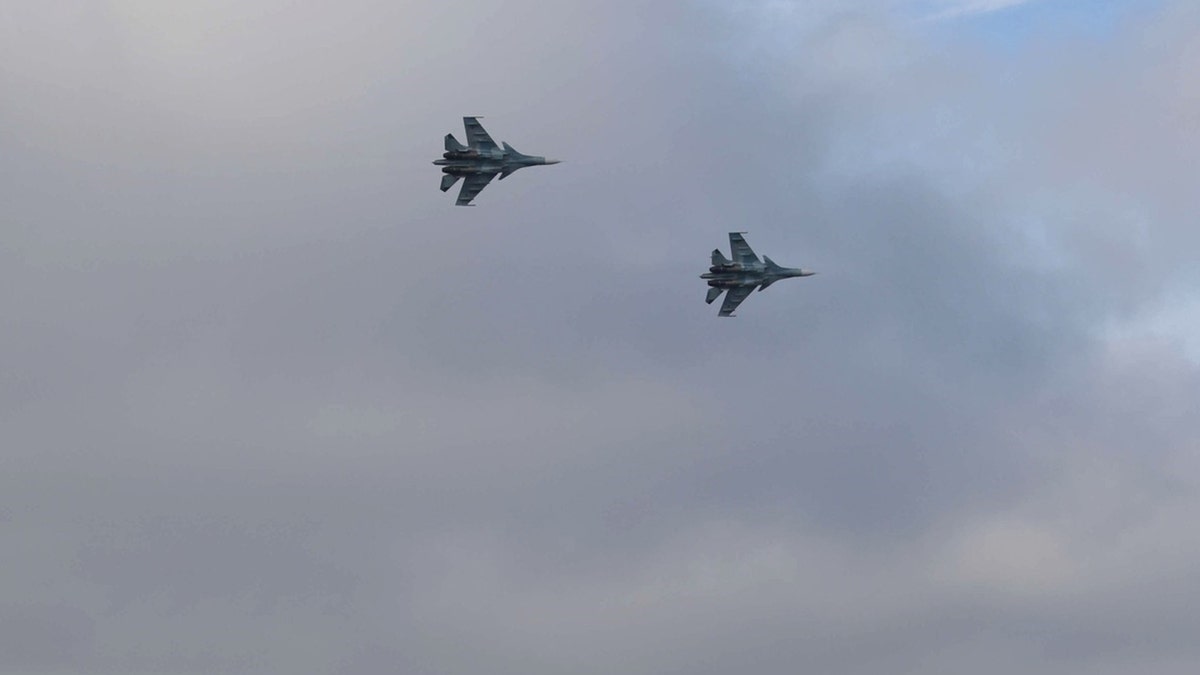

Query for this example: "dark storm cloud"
[3,1,1200,674]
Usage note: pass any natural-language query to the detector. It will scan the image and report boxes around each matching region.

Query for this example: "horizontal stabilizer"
[445,134,467,153]
[440,173,462,192]
[706,287,725,304]
[711,249,730,267]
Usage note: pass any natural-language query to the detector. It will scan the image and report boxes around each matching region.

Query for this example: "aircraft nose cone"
[544,159,561,165]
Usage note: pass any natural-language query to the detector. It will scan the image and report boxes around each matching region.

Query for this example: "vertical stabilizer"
[440,173,462,192]
[445,134,468,153]
[711,249,731,267]
[706,287,725,304]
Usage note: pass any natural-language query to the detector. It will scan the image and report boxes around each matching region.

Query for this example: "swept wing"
[729,233,760,264]
[718,285,754,317]
[462,117,498,152]
[456,171,498,206]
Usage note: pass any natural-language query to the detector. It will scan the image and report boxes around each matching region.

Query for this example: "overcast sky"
[3,1,1200,673]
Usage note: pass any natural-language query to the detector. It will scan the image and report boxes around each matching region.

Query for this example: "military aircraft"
[702,232,815,317]
[434,117,560,206]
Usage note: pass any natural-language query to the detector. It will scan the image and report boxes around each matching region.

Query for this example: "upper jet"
[434,117,560,206]
[701,232,815,317]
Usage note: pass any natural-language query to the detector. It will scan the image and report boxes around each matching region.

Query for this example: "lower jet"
[702,232,816,317]
[434,116,559,206]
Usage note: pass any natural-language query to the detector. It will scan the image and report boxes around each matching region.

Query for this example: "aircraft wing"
[718,285,754,317]
[463,117,498,152]
[455,171,498,206]
[729,233,760,264]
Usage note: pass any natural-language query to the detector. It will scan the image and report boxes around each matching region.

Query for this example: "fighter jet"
[434,117,560,206]
[701,232,815,317]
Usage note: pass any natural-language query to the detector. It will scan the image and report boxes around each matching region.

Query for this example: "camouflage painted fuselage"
[434,117,559,205]
[434,148,553,175]
[700,261,811,289]
[702,233,815,316]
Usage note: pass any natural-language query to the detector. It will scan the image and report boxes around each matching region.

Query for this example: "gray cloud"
[2,1,1199,673]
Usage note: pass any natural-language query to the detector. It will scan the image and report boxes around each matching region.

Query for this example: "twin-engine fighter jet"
[435,117,560,206]
[702,233,815,317]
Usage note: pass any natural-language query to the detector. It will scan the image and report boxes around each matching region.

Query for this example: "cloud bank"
[2,1,1198,673]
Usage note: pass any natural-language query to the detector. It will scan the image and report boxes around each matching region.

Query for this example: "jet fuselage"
[701,262,813,289]
[436,117,560,205]
[433,149,557,176]
[703,232,814,316]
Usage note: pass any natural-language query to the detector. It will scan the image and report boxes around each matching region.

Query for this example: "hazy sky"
[3,1,1199,673]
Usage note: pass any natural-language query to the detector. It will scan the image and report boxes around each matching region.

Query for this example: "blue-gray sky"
[3,1,1199,673]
